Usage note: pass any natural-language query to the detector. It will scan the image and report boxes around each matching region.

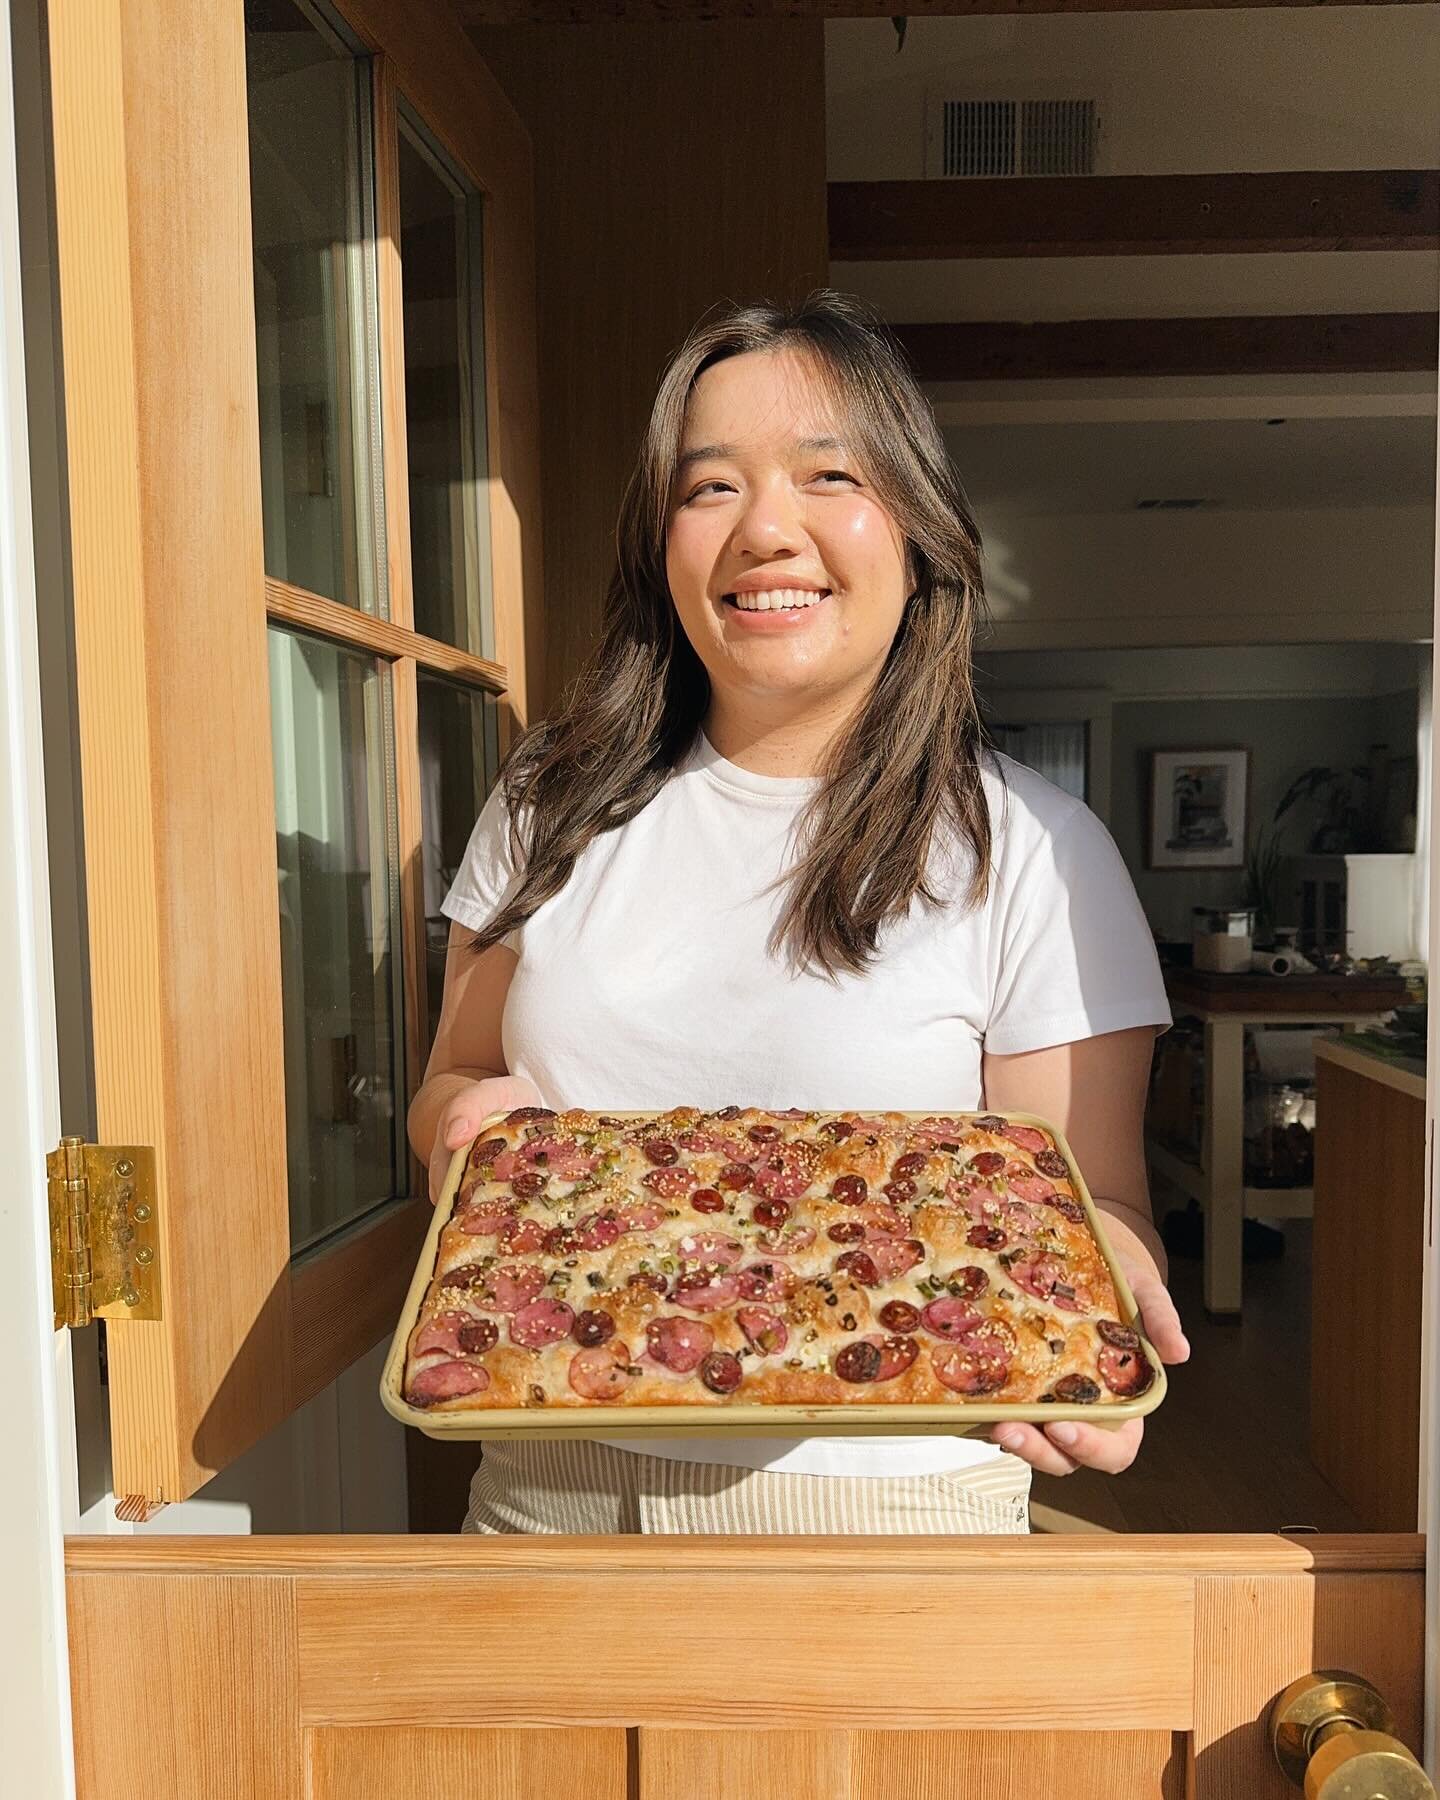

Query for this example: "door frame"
[0,0,80,1785]
[6,16,1440,1800]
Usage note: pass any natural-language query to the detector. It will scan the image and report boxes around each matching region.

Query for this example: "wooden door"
[64,1534,1423,1797]
[44,0,543,1510]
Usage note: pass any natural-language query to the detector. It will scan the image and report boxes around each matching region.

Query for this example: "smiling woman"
[408,290,1182,1535]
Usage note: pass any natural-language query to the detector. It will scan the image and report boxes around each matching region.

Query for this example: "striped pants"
[461,1438,1032,1535]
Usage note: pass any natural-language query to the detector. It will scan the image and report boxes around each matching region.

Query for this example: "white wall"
[979,642,1427,940]
[825,12,1440,321]
[827,11,1440,180]
[973,504,1434,649]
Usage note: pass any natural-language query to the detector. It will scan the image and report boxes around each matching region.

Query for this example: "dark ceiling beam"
[892,313,1440,381]
[460,0,1430,17]
[829,171,1440,259]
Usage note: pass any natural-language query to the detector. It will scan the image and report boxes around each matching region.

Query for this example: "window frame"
[48,0,543,1505]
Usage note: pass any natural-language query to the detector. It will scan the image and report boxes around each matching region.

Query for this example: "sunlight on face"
[665,348,910,720]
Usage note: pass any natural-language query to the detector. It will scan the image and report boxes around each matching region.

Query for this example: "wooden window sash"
[265,576,509,695]
[47,0,541,1507]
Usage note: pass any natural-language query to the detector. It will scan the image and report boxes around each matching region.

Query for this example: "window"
[992,720,1089,803]
[246,1,507,1250]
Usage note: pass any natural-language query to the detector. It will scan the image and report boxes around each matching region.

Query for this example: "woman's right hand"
[427,1074,544,1205]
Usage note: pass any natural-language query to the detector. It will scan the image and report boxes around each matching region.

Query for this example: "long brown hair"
[471,288,992,977]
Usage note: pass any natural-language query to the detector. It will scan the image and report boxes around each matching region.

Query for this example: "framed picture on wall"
[1146,748,1250,870]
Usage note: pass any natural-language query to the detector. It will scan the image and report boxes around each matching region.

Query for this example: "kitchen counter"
[1312,1032,1425,1102]
[1310,1034,1426,1530]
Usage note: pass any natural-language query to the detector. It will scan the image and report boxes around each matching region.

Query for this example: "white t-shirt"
[442,730,1170,1476]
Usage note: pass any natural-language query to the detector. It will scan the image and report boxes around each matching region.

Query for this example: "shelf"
[1145,1137,1314,1220]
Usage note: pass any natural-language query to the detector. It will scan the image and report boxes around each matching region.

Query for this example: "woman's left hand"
[986,1261,1191,1477]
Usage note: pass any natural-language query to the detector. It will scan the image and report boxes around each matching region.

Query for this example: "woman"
[409,289,1189,1535]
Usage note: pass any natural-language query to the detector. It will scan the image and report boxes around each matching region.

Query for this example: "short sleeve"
[440,780,525,950]
[984,802,1171,1056]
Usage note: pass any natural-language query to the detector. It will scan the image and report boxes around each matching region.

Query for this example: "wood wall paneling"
[463,19,829,700]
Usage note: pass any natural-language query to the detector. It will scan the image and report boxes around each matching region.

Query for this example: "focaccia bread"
[402,1106,1157,1416]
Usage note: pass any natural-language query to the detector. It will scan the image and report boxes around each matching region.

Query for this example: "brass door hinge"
[47,1137,160,1329]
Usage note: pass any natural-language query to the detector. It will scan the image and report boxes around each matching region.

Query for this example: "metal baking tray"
[379,1109,1167,1441]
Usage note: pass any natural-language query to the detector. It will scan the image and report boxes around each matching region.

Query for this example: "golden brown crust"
[401,1107,1156,1417]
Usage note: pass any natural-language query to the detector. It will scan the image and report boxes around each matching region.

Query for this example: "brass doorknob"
[1269,1671,1434,1799]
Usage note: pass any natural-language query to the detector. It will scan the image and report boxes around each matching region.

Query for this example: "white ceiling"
[824,13,1440,525]
[944,412,1440,517]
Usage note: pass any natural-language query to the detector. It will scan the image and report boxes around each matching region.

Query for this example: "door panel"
[66,1573,299,1797]
[65,1535,1424,1800]
[641,1730,1186,1798]
[1192,1571,1425,1796]
[296,1569,1194,1729]
[309,1727,628,1796]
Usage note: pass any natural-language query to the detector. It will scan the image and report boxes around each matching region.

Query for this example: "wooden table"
[1147,968,1407,1317]
[1310,1036,1426,1530]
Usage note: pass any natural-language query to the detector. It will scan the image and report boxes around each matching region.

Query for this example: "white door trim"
[0,0,77,1787]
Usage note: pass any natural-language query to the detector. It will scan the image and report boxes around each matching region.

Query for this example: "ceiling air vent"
[1136,498,1215,512]
[939,98,1098,178]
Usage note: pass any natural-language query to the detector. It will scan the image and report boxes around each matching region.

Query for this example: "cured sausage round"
[921,1297,984,1339]
[509,1299,575,1348]
[646,1315,714,1372]
[410,1310,469,1357]
[834,1340,882,1383]
[572,1309,615,1347]
[736,1306,788,1355]
[931,1335,1010,1395]
[873,1334,919,1381]
[457,1319,499,1355]
[867,1236,925,1280]
[1098,1343,1154,1397]
[407,1359,490,1405]
[676,1232,743,1268]
[1052,1373,1102,1404]
[486,1264,546,1312]
[568,1342,633,1400]
[700,1352,744,1395]
[669,1271,741,1312]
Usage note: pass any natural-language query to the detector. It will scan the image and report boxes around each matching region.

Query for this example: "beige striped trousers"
[461,1438,1032,1535]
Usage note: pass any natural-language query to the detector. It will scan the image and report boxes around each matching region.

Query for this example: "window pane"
[246,0,386,615]
[399,108,495,658]
[270,627,403,1251]
[992,721,1088,802]
[418,673,500,1048]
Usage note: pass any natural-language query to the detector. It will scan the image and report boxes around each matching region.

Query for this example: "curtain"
[992,721,1088,803]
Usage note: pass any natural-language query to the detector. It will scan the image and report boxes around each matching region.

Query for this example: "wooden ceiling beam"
[892,313,1440,381]
[829,171,1440,259]
[459,0,1431,18]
